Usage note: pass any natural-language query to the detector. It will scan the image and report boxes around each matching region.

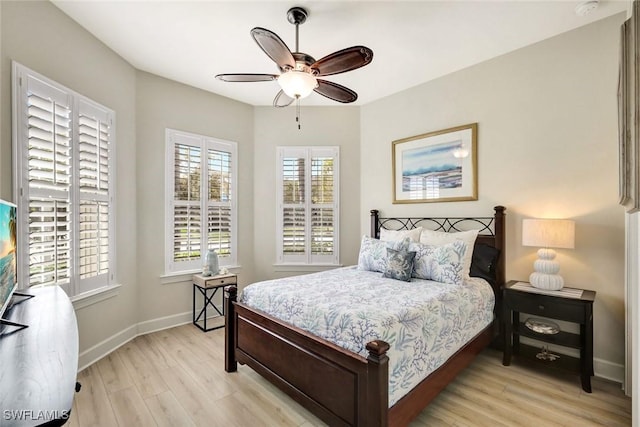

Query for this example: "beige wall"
[253,106,360,280]
[135,71,254,321]
[1,1,139,353]
[361,13,627,372]
[0,0,628,377]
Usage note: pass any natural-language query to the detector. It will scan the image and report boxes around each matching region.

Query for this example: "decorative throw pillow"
[470,243,501,285]
[419,229,479,280]
[383,248,416,282]
[409,240,467,286]
[379,227,422,243]
[357,236,410,273]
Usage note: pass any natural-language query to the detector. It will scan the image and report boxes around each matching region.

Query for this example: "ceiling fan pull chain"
[296,97,301,130]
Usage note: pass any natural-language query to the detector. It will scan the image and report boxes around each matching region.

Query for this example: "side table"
[502,280,595,392]
[193,273,237,332]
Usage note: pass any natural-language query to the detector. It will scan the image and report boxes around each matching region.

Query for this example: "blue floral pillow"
[357,236,410,273]
[409,240,467,285]
[383,248,416,282]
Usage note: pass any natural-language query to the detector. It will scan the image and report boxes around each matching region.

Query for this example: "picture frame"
[392,123,477,204]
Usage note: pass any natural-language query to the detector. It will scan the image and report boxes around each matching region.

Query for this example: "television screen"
[0,199,17,320]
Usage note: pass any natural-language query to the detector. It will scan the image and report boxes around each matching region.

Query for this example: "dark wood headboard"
[369,206,506,295]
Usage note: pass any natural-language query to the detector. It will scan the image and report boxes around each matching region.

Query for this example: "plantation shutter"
[282,154,306,260]
[166,129,237,273]
[24,76,73,288]
[14,63,116,296]
[206,148,233,258]
[277,147,339,265]
[76,99,113,293]
[171,136,202,270]
[311,157,335,257]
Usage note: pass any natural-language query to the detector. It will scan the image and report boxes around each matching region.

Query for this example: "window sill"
[160,265,242,285]
[273,264,343,273]
[71,283,122,310]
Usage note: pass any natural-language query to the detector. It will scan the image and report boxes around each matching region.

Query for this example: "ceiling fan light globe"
[278,71,317,99]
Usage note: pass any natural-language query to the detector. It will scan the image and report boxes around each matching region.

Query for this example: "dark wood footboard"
[224,285,390,427]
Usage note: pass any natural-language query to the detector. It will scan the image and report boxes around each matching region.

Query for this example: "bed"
[223,206,506,427]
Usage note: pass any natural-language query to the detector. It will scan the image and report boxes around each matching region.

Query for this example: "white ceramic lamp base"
[529,248,565,290]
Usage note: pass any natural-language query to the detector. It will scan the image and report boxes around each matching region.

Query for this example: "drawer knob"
[539,305,545,310]
[221,280,225,283]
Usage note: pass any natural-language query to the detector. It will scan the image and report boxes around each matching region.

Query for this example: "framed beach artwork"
[392,123,477,204]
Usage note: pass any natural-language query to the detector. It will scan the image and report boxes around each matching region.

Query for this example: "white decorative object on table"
[203,249,219,277]
[522,218,575,290]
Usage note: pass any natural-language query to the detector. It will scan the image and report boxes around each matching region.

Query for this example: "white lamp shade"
[277,71,317,99]
[522,218,575,249]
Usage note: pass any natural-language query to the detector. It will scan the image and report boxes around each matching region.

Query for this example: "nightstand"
[502,280,596,392]
[192,273,237,332]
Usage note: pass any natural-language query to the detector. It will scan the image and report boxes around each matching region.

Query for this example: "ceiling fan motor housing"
[287,7,308,25]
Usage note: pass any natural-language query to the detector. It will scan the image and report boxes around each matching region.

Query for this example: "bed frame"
[224,206,506,427]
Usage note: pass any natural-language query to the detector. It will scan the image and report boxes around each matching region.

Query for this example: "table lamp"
[522,218,575,290]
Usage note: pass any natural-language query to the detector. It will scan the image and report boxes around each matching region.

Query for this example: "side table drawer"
[193,273,238,289]
[505,291,584,322]
[204,275,237,288]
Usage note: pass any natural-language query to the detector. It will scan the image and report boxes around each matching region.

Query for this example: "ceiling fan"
[215,7,373,114]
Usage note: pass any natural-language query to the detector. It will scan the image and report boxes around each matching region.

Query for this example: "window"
[165,129,237,274]
[12,63,115,297]
[276,146,339,265]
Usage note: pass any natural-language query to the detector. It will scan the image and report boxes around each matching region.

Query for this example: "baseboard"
[77,310,192,371]
[77,324,138,371]
[595,357,625,385]
[136,311,192,336]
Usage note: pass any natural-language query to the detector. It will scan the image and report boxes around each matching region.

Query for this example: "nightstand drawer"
[194,273,237,288]
[505,291,585,322]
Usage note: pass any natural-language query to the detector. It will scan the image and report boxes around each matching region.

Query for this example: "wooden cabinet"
[502,280,595,392]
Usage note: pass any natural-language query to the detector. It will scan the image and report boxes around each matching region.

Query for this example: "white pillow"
[419,229,479,279]
[357,236,411,273]
[409,241,467,285]
[379,227,422,243]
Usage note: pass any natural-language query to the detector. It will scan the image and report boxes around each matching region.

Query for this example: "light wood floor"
[66,323,631,427]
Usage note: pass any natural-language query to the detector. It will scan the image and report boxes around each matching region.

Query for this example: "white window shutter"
[76,99,113,293]
[277,147,339,265]
[21,73,73,289]
[205,147,234,259]
[282,155,306,259]
[171,140,202,268]
[165,129,237,273]
[13,62,116,297]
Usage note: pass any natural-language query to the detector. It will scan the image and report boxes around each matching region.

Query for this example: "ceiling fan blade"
[215,73,278,82]
[314,80,358,103]
[251,27,296,71]
[273,90,295,108]
[311,46,373,77]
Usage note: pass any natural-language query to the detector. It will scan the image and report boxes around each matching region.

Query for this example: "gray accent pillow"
[383,248,416,282]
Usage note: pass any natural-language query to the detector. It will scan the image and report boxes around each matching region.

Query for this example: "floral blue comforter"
[240,266,494,406]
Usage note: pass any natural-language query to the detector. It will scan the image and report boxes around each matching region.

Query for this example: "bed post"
[366,340,390,427]
[493,206,506,287]
[224,285,237,372]
[370,209,380,238]
[492,206,507,350]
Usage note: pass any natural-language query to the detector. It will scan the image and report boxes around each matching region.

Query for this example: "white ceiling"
[52,0,628,107]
